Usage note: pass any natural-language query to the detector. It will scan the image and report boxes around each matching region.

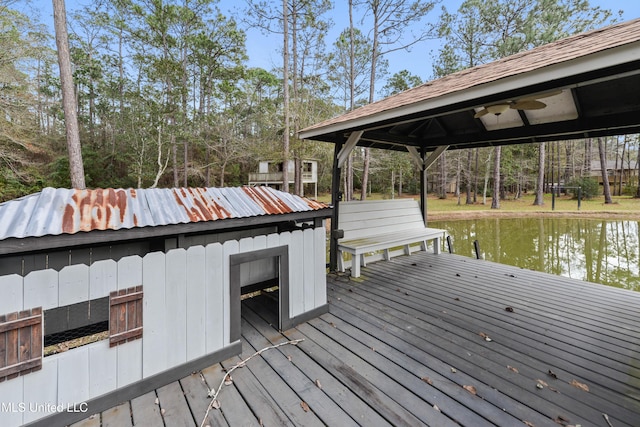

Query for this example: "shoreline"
[426,210,640,221]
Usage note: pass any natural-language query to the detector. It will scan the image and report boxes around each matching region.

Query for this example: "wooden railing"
[249,172,315,183]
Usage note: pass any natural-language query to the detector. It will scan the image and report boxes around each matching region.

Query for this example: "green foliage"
[567,177,599,199]
[0,0,627,203]
[382,70,422,96]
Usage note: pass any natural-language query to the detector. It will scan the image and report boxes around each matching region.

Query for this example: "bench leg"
[420,240,427,251]
[433,237,441,254]
[337,250,345,272]
[383,249,390,260]
[351,255,361,278]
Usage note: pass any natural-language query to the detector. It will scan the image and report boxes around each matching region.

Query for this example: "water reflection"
[429,218,640,291]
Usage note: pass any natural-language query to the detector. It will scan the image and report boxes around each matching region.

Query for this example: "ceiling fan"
[474,90,563,118]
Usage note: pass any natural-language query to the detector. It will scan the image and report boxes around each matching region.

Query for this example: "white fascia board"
[298,42,640,141]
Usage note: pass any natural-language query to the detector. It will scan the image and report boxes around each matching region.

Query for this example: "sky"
[23,0,640,91]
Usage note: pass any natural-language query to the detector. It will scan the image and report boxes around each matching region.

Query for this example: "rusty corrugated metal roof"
[0,186,330,241]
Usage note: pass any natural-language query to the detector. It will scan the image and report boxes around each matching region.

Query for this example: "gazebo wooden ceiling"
[299,18,640,153]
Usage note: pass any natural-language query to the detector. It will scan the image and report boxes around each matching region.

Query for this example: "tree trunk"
[281,0,290,192]
[346,155,353,201]
[361,5,381,201]
[361,148,370,200]
[636,138,640,198]
[53,0,86,189]
[618,136,625,196]
[465,149,472,204]
[491,146,501,209]
[439,153,447,199]
[533,142,545,205]
[598,137,613,204]
[474,148,479,203]
[344,0,355,199]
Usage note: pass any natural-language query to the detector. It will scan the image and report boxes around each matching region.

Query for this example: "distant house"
[590,159,638,186]
[248,160,318,199]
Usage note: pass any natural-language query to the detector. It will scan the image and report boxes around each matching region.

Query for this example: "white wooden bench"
[337,199,447,277]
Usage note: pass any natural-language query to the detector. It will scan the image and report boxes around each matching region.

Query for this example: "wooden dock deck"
[70,252,640,427]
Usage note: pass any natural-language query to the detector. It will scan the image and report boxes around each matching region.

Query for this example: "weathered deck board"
[240,315,360,427]
[241,306,394,427]
[101,402,132,427]
[199,364,259,427]
[70,251,640,427]
[179,372,228,427]
[156,381,194,427]
[129,391,163,426]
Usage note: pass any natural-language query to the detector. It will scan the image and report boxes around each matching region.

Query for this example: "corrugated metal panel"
[0,186,330,241]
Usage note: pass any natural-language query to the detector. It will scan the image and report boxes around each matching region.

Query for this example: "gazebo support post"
[329,136,345,272]
[420,146,427,224]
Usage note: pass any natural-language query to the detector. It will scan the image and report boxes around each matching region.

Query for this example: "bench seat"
[337,199,447,277]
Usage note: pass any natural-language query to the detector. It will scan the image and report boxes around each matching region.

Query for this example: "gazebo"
[299,18,640,272]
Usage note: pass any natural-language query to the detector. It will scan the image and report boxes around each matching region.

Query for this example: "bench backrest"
[338,199,425,240]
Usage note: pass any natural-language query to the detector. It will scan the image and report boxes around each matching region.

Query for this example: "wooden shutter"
[109,286,143,347]
[0,307,43,381]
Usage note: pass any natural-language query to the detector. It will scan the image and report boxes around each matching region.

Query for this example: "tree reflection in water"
[429,218,640,291]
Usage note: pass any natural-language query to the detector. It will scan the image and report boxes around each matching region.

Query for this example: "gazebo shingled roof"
[299,18,640,152]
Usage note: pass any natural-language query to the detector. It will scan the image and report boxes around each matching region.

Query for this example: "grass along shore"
[316,192,640,221]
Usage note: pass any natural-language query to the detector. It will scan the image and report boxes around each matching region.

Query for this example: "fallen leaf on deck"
[315,379,322,389]
[463,385,477,395]
[454,297,460,301]
[161,408,166,415]
[224,375,233,386]
[479,332,492,341]
[505,306,515,312]
[537,379,549,387]
[450,367,457,373]
[455,273,461,277]
[548,369,558,379]
[554,415,570,425]
[523,421,535,427]
[570,379,589,392]
[287,355,292,362]
[411,263,417,266]
[300,401,310,412]
[421,376,433,385]
[433,404,440,412]
[507,365,519,373]
[154,397,159,405]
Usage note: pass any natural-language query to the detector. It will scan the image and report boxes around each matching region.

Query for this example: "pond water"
[428,217,640,292]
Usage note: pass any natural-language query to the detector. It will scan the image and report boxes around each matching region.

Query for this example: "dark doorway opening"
[229,245,289,342]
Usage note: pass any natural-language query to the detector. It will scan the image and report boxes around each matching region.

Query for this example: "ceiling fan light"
[486,104,510,115]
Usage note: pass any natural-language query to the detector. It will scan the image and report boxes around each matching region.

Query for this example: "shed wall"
[0,226,326,427]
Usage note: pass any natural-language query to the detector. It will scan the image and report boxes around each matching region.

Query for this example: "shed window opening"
[43,297,110,356]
